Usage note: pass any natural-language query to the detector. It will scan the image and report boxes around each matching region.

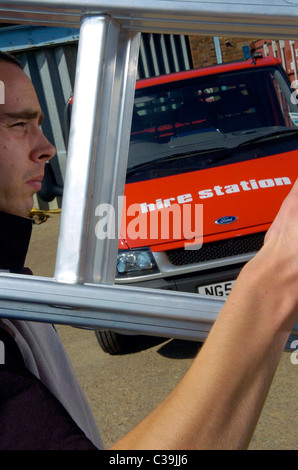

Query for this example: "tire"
[95,330,166,355]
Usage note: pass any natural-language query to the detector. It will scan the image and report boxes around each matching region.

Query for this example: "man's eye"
[12,122,26,127]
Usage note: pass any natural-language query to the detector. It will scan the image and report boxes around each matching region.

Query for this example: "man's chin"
[0,194,34,218]
[12,200,34,218]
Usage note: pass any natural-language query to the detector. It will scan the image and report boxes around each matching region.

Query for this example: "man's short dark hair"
[0,51,23,69]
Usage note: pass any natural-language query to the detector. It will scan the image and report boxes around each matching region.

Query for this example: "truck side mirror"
[39,161,63,202]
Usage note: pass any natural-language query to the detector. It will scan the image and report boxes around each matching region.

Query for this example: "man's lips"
[26,175,43,191]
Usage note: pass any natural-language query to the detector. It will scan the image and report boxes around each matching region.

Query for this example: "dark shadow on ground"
[157,338,202,359]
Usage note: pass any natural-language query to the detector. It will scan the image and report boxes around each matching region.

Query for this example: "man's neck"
[0,211,33,273]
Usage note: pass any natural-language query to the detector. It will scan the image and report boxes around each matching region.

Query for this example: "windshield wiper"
[236,128,298,148]
[126,146,229,176]
[126,128,298,177]
[201,128,298,167]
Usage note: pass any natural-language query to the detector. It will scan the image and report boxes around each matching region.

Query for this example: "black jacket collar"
[0,211,33,273]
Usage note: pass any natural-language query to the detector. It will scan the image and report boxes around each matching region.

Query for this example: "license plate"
[197,280,235,297]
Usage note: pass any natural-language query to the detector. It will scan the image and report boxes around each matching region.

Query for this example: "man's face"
[0,61,56,217]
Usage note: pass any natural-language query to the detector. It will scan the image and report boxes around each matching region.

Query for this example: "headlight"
[116,249,159,278]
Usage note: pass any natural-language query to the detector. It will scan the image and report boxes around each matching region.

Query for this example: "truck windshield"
[127,66,298,177]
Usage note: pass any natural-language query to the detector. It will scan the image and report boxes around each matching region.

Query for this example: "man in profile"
[0,52,103,449]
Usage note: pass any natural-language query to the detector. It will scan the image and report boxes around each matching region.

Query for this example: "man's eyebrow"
[1,110,45,124]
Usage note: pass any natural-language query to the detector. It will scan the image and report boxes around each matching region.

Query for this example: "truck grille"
[166,232,266,266]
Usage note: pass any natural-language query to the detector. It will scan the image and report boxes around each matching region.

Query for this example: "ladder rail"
[54,16,140,285]
[0,1,298,38]
[0,273,222,341]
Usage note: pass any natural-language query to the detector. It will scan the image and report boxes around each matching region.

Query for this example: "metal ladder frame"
[0,1,297,343]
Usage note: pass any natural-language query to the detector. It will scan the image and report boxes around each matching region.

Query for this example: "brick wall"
[189,36,255,68]
[189,36,217,68]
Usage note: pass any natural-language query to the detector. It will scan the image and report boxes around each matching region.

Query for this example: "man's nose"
[30,129,56,163]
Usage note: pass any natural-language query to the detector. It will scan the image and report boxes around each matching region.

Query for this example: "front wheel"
[95,330,165,355]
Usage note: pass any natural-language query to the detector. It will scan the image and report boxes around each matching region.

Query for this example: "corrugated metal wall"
[253,39,298,82]
[138,33,193,78]
[1,28,193,209]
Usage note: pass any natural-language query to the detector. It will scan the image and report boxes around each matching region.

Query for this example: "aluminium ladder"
[0,0,297,345]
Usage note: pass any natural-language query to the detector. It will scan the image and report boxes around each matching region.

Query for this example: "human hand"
[265,177,298,247]
[246,177,298,327]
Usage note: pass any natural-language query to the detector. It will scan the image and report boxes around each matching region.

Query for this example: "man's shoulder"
[0,324,27,373]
